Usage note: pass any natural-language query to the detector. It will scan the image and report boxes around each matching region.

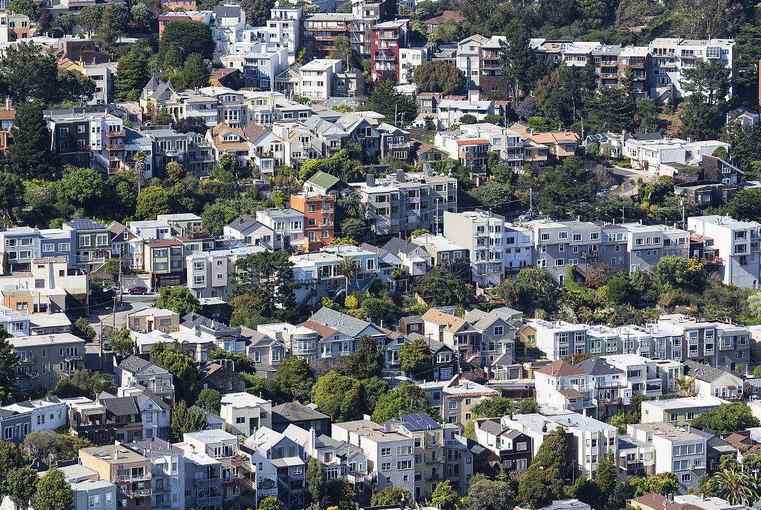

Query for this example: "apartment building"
[115,356,175,404]
[79,443,153,510]
[624,137,728,175]
[526,319,588,360]
[626,422,708,490]
[262,3,302,63]
[290,192,336,250]
[384,413,473,498]
[54,464,118,510]
[688,215,761,288]
[126,308,180,335]
[245,427,306,509]
[435,123,525,171]
[503,411,617,476]
[590,45,650,96]
[220,392,273,437]
[332,419,416,495]
[525,219,602,283]
[473,419,533,476]
[271,402,331,435]
[436,98,496,128]
[177,430,244,510]
[648,38,733,98]
[411,235,469,269]
[370,20,409,82]
[186,245,266,299]
[10,333,85,392]
[0,305,30,336]
[399,46,430,84]
[290,252,344,305]
[304,13,368,58]
[456,34,506,91]
[256,208,305,251]
[444,210,532,285]
[657,314,751,370]
[422,308,482,364]
[439,376,499,425]
[2,397,67,435]
[223,215,276,248]
[125,439,186,510]
[292,58,344,101]
[350,171,458,236]
[640,396,724,424]
[684,361,743,399]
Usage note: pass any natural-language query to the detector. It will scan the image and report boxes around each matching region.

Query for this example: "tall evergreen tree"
[8,102,56,180]
[0,327,18,404]
[115,44,153,101]
[501,16,533,99]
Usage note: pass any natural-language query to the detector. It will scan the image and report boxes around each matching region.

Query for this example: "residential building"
[332,419,415,495]
[0,305,30,337]
[304,13,369,58]
[399,46,429,84]
[10,333,85,392]
[503,411,617,476]
[624,138,729,175]
[290,192,336,251]
[293,58,343,101]
[0,407,31,444]
[271,402,331,436]
[688,215,761,289]
[684,360,744,399]
[247,332,287,378]
[63,219,112,270]
[657,314,751,370]
[223,215,276,248]
[245,427,306,509]
[626,422,708,490]
[256,208,305,251]
[220,392,273,437]
[126,439,186,510]
[526,319,589,360]
[456,34,506,92]
[370,20,409,82]
[437,375,499,425]
[115,355,175,404]
[411,234,469,269]
[472,419,533,476]
[640,396,724,424]
[186,245,266,299]
[436,98,496,128]
[79,443,153,510]
[1,397,67,434]
[127,308,180,334]
[648,38,734,99]
[55,464,118,510]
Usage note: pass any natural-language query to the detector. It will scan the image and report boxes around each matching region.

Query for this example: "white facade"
[220,392,273,437]
[2,398,67,433]
[295,59,343,101]
[648,38,734,98]
[688,215,761,288]
[399,46,429,84]
[623,138,729,174]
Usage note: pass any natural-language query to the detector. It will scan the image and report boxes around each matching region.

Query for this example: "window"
[381,447,391,456]
[80,236,92,247]
[494,326,504,336]
[516,442,527,451]
[381,462,391,471]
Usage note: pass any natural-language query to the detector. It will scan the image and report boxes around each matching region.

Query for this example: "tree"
[494,268,561,316]
[156,286,200,316]
[702,463,757,505]
[115,42,153,101]
[534,65,595,128]
[240,0,276,26]
[151,344,199,401]
[8,0,39,18]
[465,477,515,510]
[680,60,730,107]
[136,186,172,219]
[130,1,156,32]
[0,441,24,477]
[107,328,136,359]
[472,180,517,213]
[431,480,461,510]
[627,473,678,496]
[371,384,431,422]
[312,371,366,421]
[0,43,58,103]
[273,357,314,402]
[59,166,106,214]
[593,454,621,510]
[691,403,760,435]
[51,370,114,399]
[23,432,90,468]
[6,467,38,510]
[726,188,761,222]
[733,24,761,102]
[171,53,209,90]
[170,401,207,441]
[8,101,56,180]
[233,251,295,319]
[585,87,635,133]
[371,487,411,506]
[195,388,222,414]
[332,35,354,65]
[415,269,475,307]
[366,80,417,125]
[337,337,384,380]
[679,96,722,141]
[34,468,73,510]
[413,61,466,95]
[78,6,102,36]
[160,21,214,65]
[654,257,707,292]
[306,457,325,505]
[518,430,572,508]
[74,317,96,341]
[501,16,533,99]
[0,171,24,224]
[0,329,18,403]
[399,337,433,379]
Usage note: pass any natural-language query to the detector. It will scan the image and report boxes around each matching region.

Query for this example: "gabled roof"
[421,308,467,333]
[535,360,585,377]
[576,357,623,376]
[301,319,339,338]
[273,402,329,422]
[118,355,170,377]
[101,396,139,416]
[305,171,341,191]
[684,360,739,383]
[398,412,440,432]
[309,307,382,338]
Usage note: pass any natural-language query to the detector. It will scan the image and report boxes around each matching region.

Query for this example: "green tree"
[518,430,572,508]
[680,60,730,107]
[196,388,222,413]
[156,286,200,316]
[171,53,209,90]
[415,268,475,307]
[33,468,73,510]
[0,171,24,224]
[371,384,431,423]
[0,440,25,475]
[654,257,707,292]
[366,80,417,125]
[202,202,237,236]
[465,476,515,510]
[627,473,678,496]
[273,357,314,402]
[594,453,621,510]
[115,42,153,101]
[585,87,635,133]
[733,24,761,102]
[107,328,136,359]
[501,16,533,99]
[306,457,325,505]
[679,96,722,141]
[59,166,106,214]
[240,0,276,26]
[136,186,172,219]
[78,6,102,36]
[413,61,466,95]
[701,463,757,505]
[0,43,60,103]
[51,370,114,399]
[8,0,39,18]
[233,251,295,319]
[399,337,433,379]
[726,188,761,222]
[472,180,517,213]
[170,401,207,441]
[74,317,96,341]
[5,467,38,510]
[0,328,18,403]
[691,403,760,435]
[130,1,156,32]
[8,101,56,180]
[159,20,214,64]
[312,371,366,421]
[371,487,411,506]
[151,344,199,401]
[336,336,384,380]
[534,65,595,128]
[431,480,461,510]
[494,268,561,316]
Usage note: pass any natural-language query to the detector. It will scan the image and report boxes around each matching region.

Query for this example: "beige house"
[127,307,180,334]
[79,444,152,510]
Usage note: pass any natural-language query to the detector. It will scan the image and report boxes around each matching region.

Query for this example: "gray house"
[10,333,85,392]
[0,408,32,444]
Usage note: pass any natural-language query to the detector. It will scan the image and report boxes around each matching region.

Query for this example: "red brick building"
[370,20,408,82]
[289,192,336,251]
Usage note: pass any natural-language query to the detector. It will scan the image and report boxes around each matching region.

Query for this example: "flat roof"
[642,396,725,409]
[10,333,85,349]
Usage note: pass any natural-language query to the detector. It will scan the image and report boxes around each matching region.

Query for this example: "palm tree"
[705,465,756,505]
[676,375,696,397]
[339,258,359,296]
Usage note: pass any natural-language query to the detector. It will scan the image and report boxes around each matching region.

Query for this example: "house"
[51,464,117,510]
[127,307,180,334]
[683,361,743,399]
[247,331,286,378]
[422,308,481,365]
[10,333,85,392]
[473,419,533,476]
[455,34,506,92]
[220,392,272,437]
[125,439,186,510]
[438,375,499,425]
[245,427,306,509]
[289,192,336,251]
[256,208,305,252]
[382,238,430,277]
[303,171,343,196]
[640,396,724,424]
[115,355,175,404]
[272,402,331,436]
[78,444,152,510]
[411,235,469,269]
[308,307,387,342]
[223,215,276,248]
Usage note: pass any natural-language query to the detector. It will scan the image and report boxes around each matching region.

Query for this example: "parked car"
[128,286,148,295]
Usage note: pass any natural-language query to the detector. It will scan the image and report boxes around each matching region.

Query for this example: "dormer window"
[223,134,241,142]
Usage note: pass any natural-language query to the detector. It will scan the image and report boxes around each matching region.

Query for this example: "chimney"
[366,174,375,186]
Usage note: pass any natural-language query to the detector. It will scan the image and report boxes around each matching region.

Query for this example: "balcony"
[122,486,152,498]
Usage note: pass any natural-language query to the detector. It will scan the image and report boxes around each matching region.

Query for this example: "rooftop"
[81,444,147,464]
[10,333,85,349]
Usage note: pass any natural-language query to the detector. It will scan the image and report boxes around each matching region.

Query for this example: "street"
[86,294,157,343]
